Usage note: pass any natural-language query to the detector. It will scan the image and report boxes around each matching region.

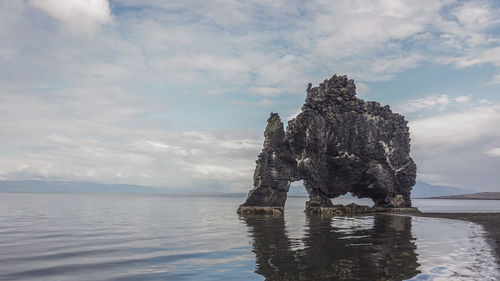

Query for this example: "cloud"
[29,0,112,33]
[454,96,471,103]
[486,148,500,157]
[0,90,263,192]
[286,109,302,121]
[249,87,284,97]
[445,47,500,68]
[106,0,500,85]
[483,73,500,86]
[232,98,275,107]
[355,82,370,97]
[9,0,500,94]
[394,94,471,113]
[410,105,500,145]
[1,0,500,193]
[409,105,500,189]
[452,0,498,35]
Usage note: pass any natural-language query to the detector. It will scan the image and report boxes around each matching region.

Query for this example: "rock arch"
[239,75,416,213]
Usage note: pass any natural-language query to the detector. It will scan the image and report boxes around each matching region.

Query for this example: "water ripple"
[0,194,498,280]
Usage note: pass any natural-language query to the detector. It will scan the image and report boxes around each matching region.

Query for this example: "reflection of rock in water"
[242,214,419,281]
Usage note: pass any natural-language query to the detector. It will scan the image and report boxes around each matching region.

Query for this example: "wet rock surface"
[236,206,284,217]
[305,203,420,217]
[239,74,417,213]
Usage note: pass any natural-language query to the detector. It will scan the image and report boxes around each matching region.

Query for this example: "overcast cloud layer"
[0,0,499,192]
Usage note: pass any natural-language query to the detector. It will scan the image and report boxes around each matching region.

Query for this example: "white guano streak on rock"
[379,140,395,171]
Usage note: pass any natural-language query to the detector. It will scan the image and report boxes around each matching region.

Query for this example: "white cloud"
[232,98,275,107]
[454,96,471,103]
[486,147,500,157]
[483,73,500,86]
[152,54,251,78]
[409,105,500,189]
[445,47,500,68]
[394,94,471,113]
[249,87,284,97]
[355,82,370,97]
[410,105,500,145]
[29,0,112,33]
[453,0,497,32]
[0,85,265,192]
[107,0,500,85]
[1,0,500,192]
[9,0,500,94]
[286,109,302,121]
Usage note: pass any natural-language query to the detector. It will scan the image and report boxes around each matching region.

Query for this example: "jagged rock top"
[303,75,401,118]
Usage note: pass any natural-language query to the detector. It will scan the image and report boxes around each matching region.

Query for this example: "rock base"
[372,206,421,213]
[237,204,420,217]
[305,203,420,216]
[237,205,284,217]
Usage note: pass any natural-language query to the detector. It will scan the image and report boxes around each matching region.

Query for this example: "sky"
[0,0,499,193]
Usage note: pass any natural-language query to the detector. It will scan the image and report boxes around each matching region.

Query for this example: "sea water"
[0,193,498,280]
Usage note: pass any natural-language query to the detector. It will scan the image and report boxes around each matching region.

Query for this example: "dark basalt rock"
[239,74,417,213]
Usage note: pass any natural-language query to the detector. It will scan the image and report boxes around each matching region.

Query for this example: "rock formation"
[239,74,417,213]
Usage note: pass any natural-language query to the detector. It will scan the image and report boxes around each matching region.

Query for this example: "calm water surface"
[0,193,498,280]
[413,198,500,213]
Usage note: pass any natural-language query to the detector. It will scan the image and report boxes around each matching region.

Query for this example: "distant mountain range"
[428,192,500,200]
[410,182,473,198]
[287,181,475,199]
[0,180,158,194]
[0,180,482,198]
